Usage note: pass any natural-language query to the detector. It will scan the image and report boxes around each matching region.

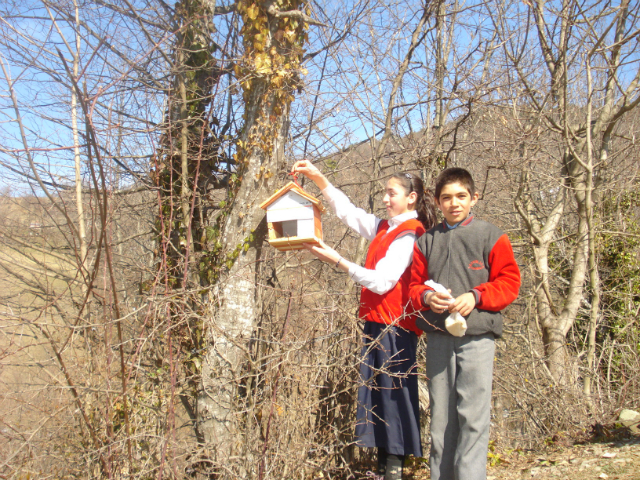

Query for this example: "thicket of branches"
[0,0,639,478]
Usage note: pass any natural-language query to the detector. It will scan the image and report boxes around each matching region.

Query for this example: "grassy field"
[0,230,87,474]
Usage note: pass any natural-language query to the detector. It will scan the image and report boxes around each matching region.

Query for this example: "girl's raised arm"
[291,160,379,240]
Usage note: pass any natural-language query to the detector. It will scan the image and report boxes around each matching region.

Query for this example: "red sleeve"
[409,241,433,311]
[475,234,521,311]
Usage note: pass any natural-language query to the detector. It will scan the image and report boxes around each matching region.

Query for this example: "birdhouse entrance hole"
[272,220,298,238]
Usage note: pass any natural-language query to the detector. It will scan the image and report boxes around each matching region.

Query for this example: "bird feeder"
[259,181,325,251]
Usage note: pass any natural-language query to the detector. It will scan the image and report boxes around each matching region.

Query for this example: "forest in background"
[0,0,639,478]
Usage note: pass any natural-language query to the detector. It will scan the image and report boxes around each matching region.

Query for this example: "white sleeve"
[343,233,417,294]
[321,184,379,241]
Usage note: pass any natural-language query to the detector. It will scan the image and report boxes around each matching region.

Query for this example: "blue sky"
[1,0,639,195]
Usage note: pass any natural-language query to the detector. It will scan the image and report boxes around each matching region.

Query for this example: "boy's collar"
[444,214,474,229]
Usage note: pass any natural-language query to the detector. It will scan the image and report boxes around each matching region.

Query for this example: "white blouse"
[321,184,418,295]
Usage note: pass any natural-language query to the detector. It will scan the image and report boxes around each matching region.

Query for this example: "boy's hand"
[425,291,454,314]
[448,292,476,317]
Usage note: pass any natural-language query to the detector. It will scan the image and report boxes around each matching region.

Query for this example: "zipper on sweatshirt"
[446,225,453,289]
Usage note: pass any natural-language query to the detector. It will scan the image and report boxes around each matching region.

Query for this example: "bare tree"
[490,0,640,397]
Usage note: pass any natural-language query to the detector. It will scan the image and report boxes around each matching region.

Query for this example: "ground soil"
[401,427,640,480]
[483,437,640,480]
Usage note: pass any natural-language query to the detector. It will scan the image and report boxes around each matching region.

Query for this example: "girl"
[290,160,437,480]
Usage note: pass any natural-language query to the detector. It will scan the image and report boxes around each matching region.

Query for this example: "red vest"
[358,219,425,335]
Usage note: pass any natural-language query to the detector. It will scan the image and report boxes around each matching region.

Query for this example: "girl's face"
[383,178,416,218]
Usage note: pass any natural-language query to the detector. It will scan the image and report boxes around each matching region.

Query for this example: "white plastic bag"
[444,312,467,337]
[424,280,467,337]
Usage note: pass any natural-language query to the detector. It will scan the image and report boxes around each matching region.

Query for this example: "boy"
[409,168,521,480]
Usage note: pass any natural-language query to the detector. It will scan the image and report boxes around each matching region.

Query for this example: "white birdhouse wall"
[265,192,314,223]
[296,218,315,238]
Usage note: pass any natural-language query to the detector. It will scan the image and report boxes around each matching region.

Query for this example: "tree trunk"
[195,0,311,462]
[539,153,590,384]
[197,84,289,447]
[541,320,570,381]
[71,0,87,277]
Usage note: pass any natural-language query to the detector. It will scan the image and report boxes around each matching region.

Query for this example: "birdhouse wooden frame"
[259,181,325,251]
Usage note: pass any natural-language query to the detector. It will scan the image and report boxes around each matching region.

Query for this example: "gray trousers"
[426,332,495,480]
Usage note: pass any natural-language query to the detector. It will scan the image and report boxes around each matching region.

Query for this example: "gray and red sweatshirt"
[408,216,521,337]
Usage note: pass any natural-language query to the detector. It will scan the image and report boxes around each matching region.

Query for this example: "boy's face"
[436,181,478,225]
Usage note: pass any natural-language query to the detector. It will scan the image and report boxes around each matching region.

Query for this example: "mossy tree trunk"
[191,0,312,459]
[156,0,224,290]
[154,0,322,465]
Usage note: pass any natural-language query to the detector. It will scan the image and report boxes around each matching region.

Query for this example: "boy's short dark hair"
[435,167,476,199]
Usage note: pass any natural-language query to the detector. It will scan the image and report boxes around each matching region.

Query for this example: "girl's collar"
[389,210,418,225]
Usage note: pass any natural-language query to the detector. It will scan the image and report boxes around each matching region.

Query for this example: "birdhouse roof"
[259,181,325,213]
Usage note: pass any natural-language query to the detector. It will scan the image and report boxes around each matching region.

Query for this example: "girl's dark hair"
[389,172,438,230]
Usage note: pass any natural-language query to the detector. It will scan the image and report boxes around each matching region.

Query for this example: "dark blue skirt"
[355,321,422,457]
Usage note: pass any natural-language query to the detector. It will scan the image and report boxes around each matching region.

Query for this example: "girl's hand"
[303,240,351,273]
[303,239,341,265]
[448,292,476,317]
[291,160,329,190]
